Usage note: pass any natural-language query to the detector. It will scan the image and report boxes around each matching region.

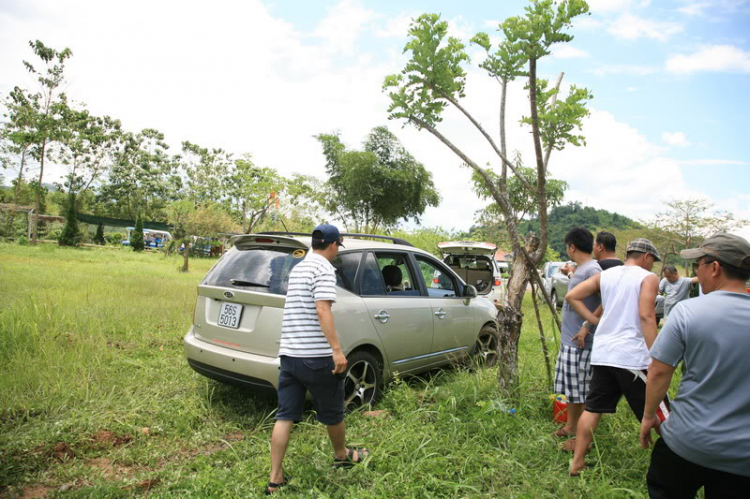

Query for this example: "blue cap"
[312,224,344,247]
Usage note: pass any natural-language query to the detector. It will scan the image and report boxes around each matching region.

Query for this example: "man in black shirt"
[594,232,624,270]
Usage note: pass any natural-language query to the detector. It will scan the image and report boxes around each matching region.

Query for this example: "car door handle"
[374,310,390,323]
[434,308,447,319]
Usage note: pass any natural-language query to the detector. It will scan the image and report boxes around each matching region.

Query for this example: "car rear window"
[203,246,307,295]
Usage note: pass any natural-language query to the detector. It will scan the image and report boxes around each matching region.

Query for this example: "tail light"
[494,279,501,286]
[433,278,439,284]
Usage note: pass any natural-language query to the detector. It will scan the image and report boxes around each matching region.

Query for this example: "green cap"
[680,233,750,270]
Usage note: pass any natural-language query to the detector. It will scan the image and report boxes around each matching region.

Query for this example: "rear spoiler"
[257,231,414,247]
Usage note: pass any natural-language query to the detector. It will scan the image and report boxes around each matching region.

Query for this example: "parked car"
[438,241,507,308]
[184,232,500,410]
[539,261,569,307]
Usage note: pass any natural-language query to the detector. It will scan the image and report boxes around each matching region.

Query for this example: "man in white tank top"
[565,238,662,476]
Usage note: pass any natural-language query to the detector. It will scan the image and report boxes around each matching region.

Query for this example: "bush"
[58,194,82,247]
[131,216,145,252]
[105,232,124,246]
[93,224,105,245]
[16,235,28,246]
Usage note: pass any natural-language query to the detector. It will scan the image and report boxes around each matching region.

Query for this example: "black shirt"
[598,258,624,271]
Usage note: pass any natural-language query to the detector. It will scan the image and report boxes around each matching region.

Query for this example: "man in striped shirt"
[266,224,368,495]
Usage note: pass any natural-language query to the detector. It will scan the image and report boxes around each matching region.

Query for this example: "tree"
[55,107,122,197]
[383,1,591,393]
[653,198,748,271]
[58,193,81,247]
[98,128,180,221]
[131,215,145,251]
[181,141,233,205]
[93,223,105,245]
[224,156,285,233]
[168,201,237,272]
[316,127,440,233]
[14,40,73,244]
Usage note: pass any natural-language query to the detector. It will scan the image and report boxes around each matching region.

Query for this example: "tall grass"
[0,243,660,497]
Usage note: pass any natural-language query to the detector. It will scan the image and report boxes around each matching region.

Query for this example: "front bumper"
[183,326,280,393]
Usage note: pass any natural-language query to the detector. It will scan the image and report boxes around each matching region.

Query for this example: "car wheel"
[343,350,382,411]
[550,289,559,308]
[471,325,500,368]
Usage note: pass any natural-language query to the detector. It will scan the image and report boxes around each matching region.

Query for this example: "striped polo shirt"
[278,252,338,358]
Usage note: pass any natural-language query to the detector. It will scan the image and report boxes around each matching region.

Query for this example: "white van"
[438,241,507,308]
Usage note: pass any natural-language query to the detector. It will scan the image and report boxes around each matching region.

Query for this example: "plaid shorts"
[554,344,593,404]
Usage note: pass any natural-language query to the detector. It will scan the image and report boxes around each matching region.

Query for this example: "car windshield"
[547,264,563,277]
[203,246,307,295]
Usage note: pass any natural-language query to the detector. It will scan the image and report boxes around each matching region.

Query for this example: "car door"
[413,254,474,364]
[359,251,435,373]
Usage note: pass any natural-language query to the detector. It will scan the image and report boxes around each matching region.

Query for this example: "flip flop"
[551,427,574,438]
[333,448,369,469]
[264,474,290,495]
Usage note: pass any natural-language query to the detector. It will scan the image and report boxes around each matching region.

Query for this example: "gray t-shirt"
[650,290,750,477]
[561,260,602,349]
[659,276,693,317]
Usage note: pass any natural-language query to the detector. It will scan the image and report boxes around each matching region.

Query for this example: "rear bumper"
[183,326,280,392]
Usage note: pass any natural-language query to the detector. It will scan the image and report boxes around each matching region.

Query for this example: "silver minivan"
[184,233,500,409]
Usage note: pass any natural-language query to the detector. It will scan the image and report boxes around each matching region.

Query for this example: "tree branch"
[527,57,548,264]
[543,72,564,173]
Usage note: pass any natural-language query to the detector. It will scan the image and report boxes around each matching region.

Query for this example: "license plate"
[217,302,243,329]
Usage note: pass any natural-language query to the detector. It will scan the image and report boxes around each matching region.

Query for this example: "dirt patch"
[87,457,137,480]
[90,430,133,447]
[122,478,160,492]
[18,486,55,499]
[224,431,245,442]
[49,442,75,462]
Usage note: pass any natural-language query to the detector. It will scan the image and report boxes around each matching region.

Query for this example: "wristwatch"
[582,320,595,331]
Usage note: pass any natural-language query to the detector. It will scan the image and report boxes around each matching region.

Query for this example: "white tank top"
[592,265,653,370]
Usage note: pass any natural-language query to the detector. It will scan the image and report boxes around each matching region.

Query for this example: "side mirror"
[463,285,477,299]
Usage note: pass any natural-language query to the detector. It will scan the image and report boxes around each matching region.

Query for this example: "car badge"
[224,291,234,299]
[293,249,306,258]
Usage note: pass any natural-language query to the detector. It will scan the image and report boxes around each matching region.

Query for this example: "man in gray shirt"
[552,228,602,450]
[658,265,698,318]
[640,233,750,498]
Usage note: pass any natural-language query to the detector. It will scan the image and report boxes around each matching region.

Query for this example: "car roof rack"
[257,231,414,247]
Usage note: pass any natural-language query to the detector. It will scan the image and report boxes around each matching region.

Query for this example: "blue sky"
[1,0,748,236]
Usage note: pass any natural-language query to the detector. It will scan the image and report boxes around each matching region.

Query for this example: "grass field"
[1,243,663,498]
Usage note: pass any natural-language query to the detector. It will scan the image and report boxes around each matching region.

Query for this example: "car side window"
[374,253,419,296]
[360,253,387,296]
[331,252,362,293]
[416,256,458,298]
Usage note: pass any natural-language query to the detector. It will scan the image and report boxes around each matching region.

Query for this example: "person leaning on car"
[265,224,368,495]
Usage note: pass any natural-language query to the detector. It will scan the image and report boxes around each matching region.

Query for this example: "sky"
[1,0,749,240]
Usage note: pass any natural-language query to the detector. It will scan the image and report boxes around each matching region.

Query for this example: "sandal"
[559,438,594,453]
[551,427,574,438]
[264,474,290,495]
[333,448,369,469]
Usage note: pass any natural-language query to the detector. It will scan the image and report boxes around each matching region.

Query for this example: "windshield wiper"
[230,279,269,287]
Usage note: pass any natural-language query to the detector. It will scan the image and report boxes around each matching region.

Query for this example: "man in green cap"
[640,233,750,498]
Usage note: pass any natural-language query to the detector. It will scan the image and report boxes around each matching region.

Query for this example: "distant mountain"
[519,202,640,257]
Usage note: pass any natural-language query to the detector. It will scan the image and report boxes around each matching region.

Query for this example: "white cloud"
[313,0,376,55]
[573,16,605,30]
[550,45,590,59]
[608,13,683,41]
[591,64,659,75]
[375,13,414,38]
[586,0,637,12]
[662,132,691,147]
[677,2,712,16]
[676,159,749,165]
[626,86,638,92]
[447,15,474,42]
[666,45,750,74]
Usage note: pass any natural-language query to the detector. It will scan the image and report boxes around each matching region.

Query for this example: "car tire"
[470,325,500,368]
[343,350,383,411]
[550,289,559,308]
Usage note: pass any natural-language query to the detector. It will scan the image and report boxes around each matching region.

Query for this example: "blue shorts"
[275,356,345,426]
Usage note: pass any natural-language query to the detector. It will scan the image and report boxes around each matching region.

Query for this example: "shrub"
[58,194,81,247]
[93,224,105,245]
[105,232,124,246]
[131,216,145,252]
[16,235,28,246]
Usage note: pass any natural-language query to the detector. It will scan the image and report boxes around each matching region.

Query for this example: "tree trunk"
[182,241,190,272]
[496,234,540,398]
[6,150,28,235]
[500,79,508,179]
[31,140,47,244]
[529,277,553,391]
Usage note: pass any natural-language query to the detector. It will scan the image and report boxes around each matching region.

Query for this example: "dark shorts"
[585,365,649,420]
[648,437,750,499]
[275,355,344,426]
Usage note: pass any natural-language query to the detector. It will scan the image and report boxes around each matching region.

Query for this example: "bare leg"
[327,420,348,460]
[570,411,602,474]
[564,403,584,434]
[269,420,294,486]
